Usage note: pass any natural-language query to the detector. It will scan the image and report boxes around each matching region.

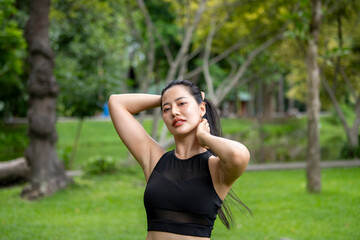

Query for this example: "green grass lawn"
[56,119,129,167]
[1,167,359,240]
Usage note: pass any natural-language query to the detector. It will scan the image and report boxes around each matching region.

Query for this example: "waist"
[146,231,210,240]
[147,219,213,238]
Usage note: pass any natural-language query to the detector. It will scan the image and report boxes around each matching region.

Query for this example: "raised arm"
[197,119,250,186]
[108,94,165,179]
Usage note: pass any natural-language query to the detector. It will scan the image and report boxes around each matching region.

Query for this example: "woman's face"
[161,85,205,136]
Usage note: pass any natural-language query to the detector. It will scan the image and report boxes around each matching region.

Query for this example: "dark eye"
[179,102,187,106]
[163,108,170,112]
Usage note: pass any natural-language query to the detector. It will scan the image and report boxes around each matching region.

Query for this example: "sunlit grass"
[217,167,360,240]
[1,167,359,240]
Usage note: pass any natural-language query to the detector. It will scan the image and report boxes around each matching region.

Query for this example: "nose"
[171,104,180,117]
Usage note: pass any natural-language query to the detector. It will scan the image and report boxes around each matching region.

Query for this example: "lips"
[172,118,186,127]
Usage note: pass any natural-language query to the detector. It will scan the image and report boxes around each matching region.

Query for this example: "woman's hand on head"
[196,119,210,148]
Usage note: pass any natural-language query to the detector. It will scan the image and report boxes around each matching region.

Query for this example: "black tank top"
[144,150,223,238]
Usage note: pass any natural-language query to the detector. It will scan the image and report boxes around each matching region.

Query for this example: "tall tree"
[306,0,322,193]
[320,0,360,158]
[22,0,71,199]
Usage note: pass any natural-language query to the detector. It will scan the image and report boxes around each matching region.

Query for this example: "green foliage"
[57,145,73,169]
[284,0,311,41]
[123,0,180,84]
[340,139,360,159]
[332,103,356,125]
[0,0,27,119]
[0,0,358,124]
[0,167,359,239]
[83,155,117,175]
[50,0,128,118]
[221,118,309,162]
[283,0,360,109]
[0,123,28,161]
[320,8,360,104]
[57,72,104,119]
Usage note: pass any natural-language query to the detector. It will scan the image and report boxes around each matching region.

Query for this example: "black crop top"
[144,150,223,238]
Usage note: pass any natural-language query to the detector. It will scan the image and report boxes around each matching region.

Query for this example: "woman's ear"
[200,101,206,118]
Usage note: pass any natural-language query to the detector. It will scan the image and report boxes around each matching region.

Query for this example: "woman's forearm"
[201,133,249,165]
[198,130,250,182]
[108,94,161,114]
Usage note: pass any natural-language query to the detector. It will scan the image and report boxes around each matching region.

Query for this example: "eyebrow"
[162,97,187,107]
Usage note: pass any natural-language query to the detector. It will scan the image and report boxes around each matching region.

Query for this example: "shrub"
[58,145,72,169]
[340,139,360,159]
[0,124,28,161]
[83,155,117,175]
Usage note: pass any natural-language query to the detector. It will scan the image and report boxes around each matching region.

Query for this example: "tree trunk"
[321,71,360,154]
[22,0,71,199]
[263,82,274,120]
[137,0,155,93]
[0,158,29,186]
[306,0,322,193]
[68,119,83,168]
[278,75,285,116]
[258,116,266,163]
[248,81,256,117]
[320,11,359,159]
[165,0,207,83]
[256,79,265,163]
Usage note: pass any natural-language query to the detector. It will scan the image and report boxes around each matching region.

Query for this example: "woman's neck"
[173,133,207,159]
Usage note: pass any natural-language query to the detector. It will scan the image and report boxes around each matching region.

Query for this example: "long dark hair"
[161,79,252,229]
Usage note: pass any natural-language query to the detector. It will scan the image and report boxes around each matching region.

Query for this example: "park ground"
[0,166,359,240]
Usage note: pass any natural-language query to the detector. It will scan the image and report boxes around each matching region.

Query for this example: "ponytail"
[203,98,222,137]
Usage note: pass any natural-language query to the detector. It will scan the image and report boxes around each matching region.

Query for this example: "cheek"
[185,107,202,122]
[162,114,174,130]
[162,114,170,124]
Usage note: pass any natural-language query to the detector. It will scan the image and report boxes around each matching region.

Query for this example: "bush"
[83,155,117,175]
[58,145,72,169]
[0,123,28,161]
[340,139,360,159]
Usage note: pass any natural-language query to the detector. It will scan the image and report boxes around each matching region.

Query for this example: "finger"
[201,118,208,124]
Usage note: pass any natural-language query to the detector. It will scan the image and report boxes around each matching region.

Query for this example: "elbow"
[108,94,118,106]
[231,145,250,170]
[220,145,250,185]
[108,94,124,116]
[108,94,125,109]
[108,94,115,107]
[108,94,116,112]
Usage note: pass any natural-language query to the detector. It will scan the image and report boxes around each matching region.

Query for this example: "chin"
[172,128,196,137]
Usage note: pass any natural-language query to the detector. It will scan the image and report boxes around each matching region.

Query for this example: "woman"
[109,80,250,240]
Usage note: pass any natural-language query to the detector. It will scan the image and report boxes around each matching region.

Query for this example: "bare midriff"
[146,231,210,240]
